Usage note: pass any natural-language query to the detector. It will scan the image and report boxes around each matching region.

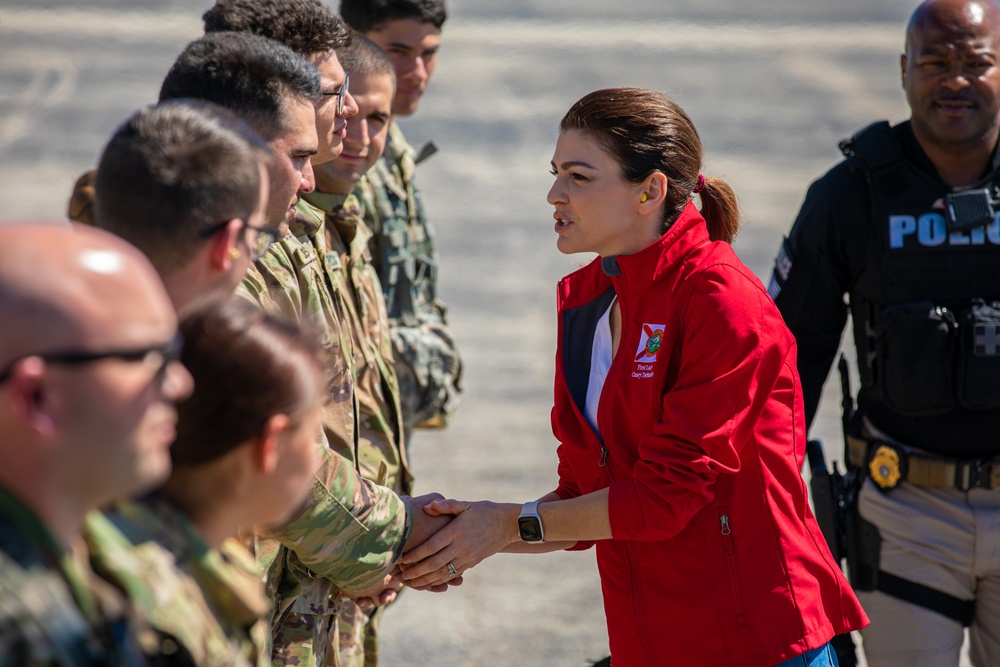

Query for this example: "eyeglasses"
[0,331,184,385]
[201,219,278,262]
[322,71,350,116]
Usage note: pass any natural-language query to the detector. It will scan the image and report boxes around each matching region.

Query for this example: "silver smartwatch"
[517,501,545,542]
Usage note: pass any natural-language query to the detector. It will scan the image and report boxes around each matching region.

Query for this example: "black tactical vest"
[844,121,1000,417]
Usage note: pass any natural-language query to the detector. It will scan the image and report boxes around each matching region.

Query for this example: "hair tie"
[693,174,706,194]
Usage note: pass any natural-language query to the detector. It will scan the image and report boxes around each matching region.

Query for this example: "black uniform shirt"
[772,120,1000,458]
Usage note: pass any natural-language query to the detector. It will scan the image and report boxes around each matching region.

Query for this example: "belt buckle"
[869,443,907,492]
[957,460,993,491]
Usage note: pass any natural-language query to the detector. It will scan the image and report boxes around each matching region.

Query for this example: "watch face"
[518,515,543,542]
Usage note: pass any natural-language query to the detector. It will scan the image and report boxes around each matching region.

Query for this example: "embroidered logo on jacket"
[632,323,665,379]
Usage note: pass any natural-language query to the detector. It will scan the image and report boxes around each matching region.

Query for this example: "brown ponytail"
[560,88,741,243]
[698,176,740,244]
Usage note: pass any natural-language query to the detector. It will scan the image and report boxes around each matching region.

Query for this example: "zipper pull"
[599,445,609,467]
[720,515,731,535]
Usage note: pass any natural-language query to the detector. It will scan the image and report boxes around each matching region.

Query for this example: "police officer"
[770,0,1000,665]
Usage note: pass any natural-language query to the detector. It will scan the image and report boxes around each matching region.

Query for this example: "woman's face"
[547,129,661,257]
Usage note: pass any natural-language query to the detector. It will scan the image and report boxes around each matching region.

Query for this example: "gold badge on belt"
[869,444,906,491]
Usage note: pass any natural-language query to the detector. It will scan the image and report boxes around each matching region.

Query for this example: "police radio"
[945,188,1000,232]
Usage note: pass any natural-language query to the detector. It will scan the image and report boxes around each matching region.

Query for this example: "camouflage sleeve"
[391,308,463,431]
[266,445,413,592]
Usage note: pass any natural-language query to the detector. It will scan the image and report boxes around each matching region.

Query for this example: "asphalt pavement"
[0,1,962,665]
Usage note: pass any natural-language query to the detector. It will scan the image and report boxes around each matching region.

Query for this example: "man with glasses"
[198,5,447,666]
[294,35,407,667]
[0,222,193,665]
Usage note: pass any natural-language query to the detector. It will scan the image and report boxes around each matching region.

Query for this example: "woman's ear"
[207,219,244,271]
[640,172,669,211]
[253,413,292,474]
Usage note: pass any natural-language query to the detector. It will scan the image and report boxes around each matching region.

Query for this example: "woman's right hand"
[396,499,520,588]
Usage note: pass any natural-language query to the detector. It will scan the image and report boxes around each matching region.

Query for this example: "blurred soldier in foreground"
[0,222,193,666]
[771,0,1000,664]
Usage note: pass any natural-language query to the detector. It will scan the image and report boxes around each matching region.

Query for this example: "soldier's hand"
[341,574,404,610]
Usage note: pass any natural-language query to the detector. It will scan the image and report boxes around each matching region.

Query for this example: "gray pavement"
[0,1,968,665]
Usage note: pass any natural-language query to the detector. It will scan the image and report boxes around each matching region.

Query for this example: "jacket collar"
[558,202,710,309]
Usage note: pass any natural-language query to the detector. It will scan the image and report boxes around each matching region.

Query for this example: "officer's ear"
[5,357,56,437]
[900,53,908,89]
[207,219,245,271]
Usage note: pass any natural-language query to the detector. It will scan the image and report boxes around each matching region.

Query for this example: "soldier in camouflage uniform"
[0,223,195,666]
[341,0,462,437]
[196,5,451,665]
[298,37,410,667]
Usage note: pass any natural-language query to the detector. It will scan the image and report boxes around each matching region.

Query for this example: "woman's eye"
[548,168,558,177]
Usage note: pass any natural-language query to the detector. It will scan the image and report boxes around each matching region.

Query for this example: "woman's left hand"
[397,499,519,588]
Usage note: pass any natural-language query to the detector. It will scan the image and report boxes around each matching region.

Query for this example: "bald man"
[769,1,1000,665]
[0,222,192,665]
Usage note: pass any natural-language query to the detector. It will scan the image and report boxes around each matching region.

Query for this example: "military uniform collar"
[289,198,325,238]
[302,191,373,262]
[124,496,269,624]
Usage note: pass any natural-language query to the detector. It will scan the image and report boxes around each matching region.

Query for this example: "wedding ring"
[446,562,458,579]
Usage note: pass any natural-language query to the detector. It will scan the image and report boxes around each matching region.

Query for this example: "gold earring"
[640,193,648,203]
[229,247,242,260]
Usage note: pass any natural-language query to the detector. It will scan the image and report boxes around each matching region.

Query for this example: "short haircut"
[159,31,321,141]
[202,0,352,56]
[339,34,396,89]
[93,100,270,274]
[339,0,446,33]
[172,297,323,466]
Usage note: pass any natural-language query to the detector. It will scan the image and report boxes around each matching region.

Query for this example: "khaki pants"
[856,473,1000,666]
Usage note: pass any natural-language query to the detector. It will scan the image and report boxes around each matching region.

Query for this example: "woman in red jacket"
[400,88,868,666]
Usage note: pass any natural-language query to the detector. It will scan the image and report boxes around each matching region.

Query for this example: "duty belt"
[847,435,1000,492]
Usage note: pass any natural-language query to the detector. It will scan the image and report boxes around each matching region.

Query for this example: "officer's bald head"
[906,0,1000,54]
[0,223,173,366]
[0,223,191,542]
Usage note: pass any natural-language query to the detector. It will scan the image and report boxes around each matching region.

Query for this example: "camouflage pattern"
[238,232,356,460]
[90,497,270,667]
[0,486,164,667]
[299,191,410,496]
[297,191,410,667]
[238,227,413,667]
[355,122,463,435]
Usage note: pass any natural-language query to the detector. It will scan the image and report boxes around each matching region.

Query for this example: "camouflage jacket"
[239,241,355,461]
[355,122,463,433]
[0,486,159,667]
[238,231,412,667]
[93,497,270,667]
[300,191,410,495]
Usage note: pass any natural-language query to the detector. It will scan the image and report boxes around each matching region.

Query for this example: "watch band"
[517,501,545,542]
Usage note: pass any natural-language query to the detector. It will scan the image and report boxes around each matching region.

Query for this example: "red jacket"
[552,203,867,667]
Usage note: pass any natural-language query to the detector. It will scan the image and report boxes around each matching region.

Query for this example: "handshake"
[341,492,522,610]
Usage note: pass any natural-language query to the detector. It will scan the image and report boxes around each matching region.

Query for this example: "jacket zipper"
[721,514,747,625]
